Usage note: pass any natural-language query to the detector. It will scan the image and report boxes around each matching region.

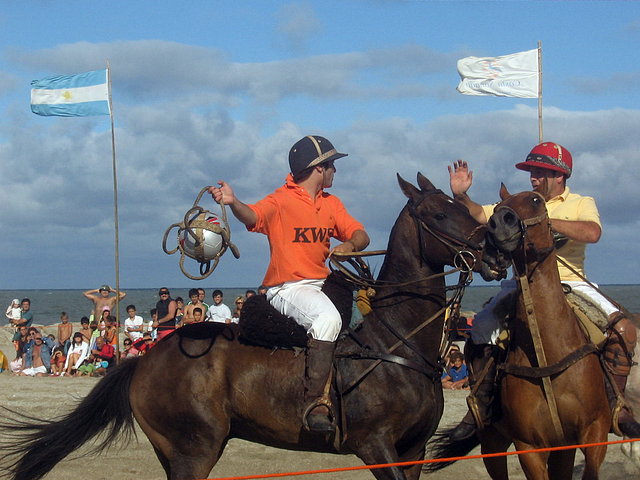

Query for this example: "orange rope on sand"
[203,437,640,480]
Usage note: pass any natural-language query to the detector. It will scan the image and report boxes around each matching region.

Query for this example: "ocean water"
[1,284,639,327]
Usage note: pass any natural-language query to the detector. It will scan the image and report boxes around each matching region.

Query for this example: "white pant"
[21,365,48,376]
[472,278,619,345]
[266,279,341,342]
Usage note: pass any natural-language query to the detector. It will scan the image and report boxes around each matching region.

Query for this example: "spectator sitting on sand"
[19,332,55,377]
[132,331,155,355]
[121,338,137,359]
[78,337,114,376]
[63,333,89,376]
[441,351,469,390]
[49,348,66,376]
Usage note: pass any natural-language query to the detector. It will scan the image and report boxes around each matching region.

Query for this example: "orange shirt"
[248,174,364,287]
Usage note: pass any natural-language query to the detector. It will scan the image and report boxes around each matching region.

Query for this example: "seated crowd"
[6,287,263,378]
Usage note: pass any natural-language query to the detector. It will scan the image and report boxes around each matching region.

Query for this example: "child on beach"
[79,317,93,346]
[441,351,469,390]
[57,312,73,355]
[5,299,21,325]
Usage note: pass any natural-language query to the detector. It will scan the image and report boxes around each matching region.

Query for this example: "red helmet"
[515,142,572,178]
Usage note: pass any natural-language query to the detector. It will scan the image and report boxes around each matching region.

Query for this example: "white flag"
[457,49,539,98]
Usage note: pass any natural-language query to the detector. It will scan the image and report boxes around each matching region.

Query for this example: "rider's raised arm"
[448,160,488,224]
[209,181,258,228]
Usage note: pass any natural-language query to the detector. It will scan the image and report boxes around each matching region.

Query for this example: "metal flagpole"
[106,62,121,364]
[537,41,543,142]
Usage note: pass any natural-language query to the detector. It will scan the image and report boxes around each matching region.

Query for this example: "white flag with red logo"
[456,49,539,98]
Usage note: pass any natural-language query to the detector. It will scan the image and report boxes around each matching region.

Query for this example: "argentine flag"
[31,69,110,117]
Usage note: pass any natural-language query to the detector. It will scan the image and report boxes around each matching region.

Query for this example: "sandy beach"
[0,325,639,480]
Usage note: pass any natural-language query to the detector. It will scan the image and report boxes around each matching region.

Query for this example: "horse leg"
[357,442,410,480]
[479,427,511,480]
[579,443,607,480]
[514,441,550,480]
[547,450,575,480]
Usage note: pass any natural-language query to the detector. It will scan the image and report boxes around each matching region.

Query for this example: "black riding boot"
[449,343,499,442]
[603,312,639,437]
[303,338,337,433]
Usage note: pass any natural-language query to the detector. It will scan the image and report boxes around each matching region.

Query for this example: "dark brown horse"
[0,174,496,480]
[429,186,612,479]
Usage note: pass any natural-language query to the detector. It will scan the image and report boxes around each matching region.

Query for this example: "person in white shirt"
[205,290,232,324]
[124,304,144,341]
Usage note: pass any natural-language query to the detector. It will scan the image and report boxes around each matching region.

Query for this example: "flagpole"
[106,62,121,364]
[537,41,543,142]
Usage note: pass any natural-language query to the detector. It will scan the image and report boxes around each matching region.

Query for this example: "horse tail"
[422,427,480,473]
[0,357,140,480]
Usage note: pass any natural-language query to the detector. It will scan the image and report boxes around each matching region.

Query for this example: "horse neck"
[367,212,446,347]
[512,251,585,356]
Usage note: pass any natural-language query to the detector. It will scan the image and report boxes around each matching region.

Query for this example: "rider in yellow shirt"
[449,141,637,440]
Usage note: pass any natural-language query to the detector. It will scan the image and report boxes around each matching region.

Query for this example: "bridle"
[329,189,487,292]
[490,200,555,278]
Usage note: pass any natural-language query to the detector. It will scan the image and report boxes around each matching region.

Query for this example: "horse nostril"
[488,218,497,230]
[503,211,517,226]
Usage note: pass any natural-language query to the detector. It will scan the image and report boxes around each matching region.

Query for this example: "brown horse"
[0,174,498,480]
[429,186,612,479]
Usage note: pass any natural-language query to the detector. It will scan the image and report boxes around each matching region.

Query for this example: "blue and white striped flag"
[30,69,110,117]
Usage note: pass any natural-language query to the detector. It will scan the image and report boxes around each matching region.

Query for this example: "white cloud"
[277,2,322,51]
[9,40,458,104]
[1,101,638,288]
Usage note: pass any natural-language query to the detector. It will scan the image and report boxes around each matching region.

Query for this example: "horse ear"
[499,183,511,200]
[397,173,421,200]
[416,172,436,192]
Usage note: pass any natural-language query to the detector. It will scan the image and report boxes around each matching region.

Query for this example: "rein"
[332,192,485,393]
[497,204,565,439]
[337,270,472,394]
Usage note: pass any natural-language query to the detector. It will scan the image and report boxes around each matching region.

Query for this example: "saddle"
[237,272,355,349]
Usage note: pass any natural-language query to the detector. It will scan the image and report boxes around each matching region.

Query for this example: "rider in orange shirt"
[210,135,369,433]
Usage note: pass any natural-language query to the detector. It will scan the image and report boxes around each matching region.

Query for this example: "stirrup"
[302,397,336,433]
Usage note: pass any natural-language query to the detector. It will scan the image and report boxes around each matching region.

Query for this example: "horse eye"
[435,213,446,221]
[532,196,541,206]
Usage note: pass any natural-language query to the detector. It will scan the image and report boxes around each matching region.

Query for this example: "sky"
[1,0,639,290]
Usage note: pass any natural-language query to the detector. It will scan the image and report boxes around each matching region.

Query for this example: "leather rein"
[494,203,571,440]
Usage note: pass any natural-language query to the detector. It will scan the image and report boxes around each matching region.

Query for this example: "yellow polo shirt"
[482,187,601,281]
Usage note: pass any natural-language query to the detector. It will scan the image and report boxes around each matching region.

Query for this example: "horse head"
[395,173,504,280]
[487,184,555,269]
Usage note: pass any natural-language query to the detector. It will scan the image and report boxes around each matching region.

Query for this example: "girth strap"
[499,343,598,379]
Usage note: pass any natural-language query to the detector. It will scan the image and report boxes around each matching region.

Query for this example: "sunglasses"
[159,292,169,295]
[34,337,43,340]
[236,301,244,305]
